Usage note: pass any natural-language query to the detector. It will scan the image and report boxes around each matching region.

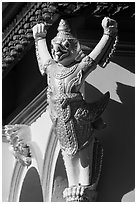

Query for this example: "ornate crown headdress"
[53,19,77,40]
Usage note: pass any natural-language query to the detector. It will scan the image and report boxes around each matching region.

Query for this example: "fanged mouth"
[55,51,69,61]
[52,44,70,61]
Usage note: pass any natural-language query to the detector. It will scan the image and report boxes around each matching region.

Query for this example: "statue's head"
[51,19,83,66]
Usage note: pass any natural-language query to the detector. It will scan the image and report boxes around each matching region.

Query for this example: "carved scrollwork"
[3,124,32,166]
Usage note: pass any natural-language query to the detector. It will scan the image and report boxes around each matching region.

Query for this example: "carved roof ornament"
[2,2,134,78]
[2,2,59,77]
[3,124,32,166]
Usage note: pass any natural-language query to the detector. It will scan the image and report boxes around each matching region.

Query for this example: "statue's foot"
[63,184,97,202]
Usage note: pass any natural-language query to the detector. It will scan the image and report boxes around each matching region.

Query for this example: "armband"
[103,27,118,38]
[34,31,47,42]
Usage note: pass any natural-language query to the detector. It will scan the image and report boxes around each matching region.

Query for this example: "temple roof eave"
[2,2,135,78]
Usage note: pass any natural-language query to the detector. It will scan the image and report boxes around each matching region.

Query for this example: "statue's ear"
[75,43,86,62]
[75,49,85,62]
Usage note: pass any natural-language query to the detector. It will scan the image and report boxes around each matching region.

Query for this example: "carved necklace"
[53,62,79,79]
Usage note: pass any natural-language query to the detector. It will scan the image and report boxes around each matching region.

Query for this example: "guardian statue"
[32,17,118,202]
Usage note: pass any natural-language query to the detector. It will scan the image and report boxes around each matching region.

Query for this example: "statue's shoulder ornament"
[80,55,97,71]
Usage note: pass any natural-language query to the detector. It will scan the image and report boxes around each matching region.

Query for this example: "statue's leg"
[78,136,95,185]
[62,150,80,187]
[62,136,95,186]
[62,137,97,201]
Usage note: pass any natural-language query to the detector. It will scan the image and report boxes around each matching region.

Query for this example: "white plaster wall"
[2,143,16,201]
[29,109,53,176]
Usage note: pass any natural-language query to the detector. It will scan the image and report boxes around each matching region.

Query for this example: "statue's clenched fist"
[102,17,118,36]
[32,23,47,39]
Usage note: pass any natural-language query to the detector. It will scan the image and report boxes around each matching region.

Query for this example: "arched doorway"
[19,167,43,202]
[51,150,68,202]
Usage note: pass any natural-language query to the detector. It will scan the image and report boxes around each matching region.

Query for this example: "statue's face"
[51,38,79,66]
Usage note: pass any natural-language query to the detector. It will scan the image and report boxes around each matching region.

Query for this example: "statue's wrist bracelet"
[35,37,44,42]
[103,32,117,38]
[34,36,46,42]
[103,29,118,38]
[34,32,47,42]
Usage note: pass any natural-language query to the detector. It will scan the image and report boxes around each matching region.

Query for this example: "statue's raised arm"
[32,23,52,75]
[88,17,118,67]
[32,17,118,78]
[79,17,118,79]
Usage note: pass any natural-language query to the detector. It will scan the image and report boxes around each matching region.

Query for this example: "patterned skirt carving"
[51,92,110,157]
[53,97,94,156]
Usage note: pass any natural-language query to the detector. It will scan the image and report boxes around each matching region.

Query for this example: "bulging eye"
[62,40,70,48]
[65,41,70,48]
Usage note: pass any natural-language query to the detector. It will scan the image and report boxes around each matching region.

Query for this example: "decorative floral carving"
[3,124,32,166]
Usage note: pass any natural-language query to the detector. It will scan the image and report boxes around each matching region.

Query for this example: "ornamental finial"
[57,19,71,32]
[54,19,76,40]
